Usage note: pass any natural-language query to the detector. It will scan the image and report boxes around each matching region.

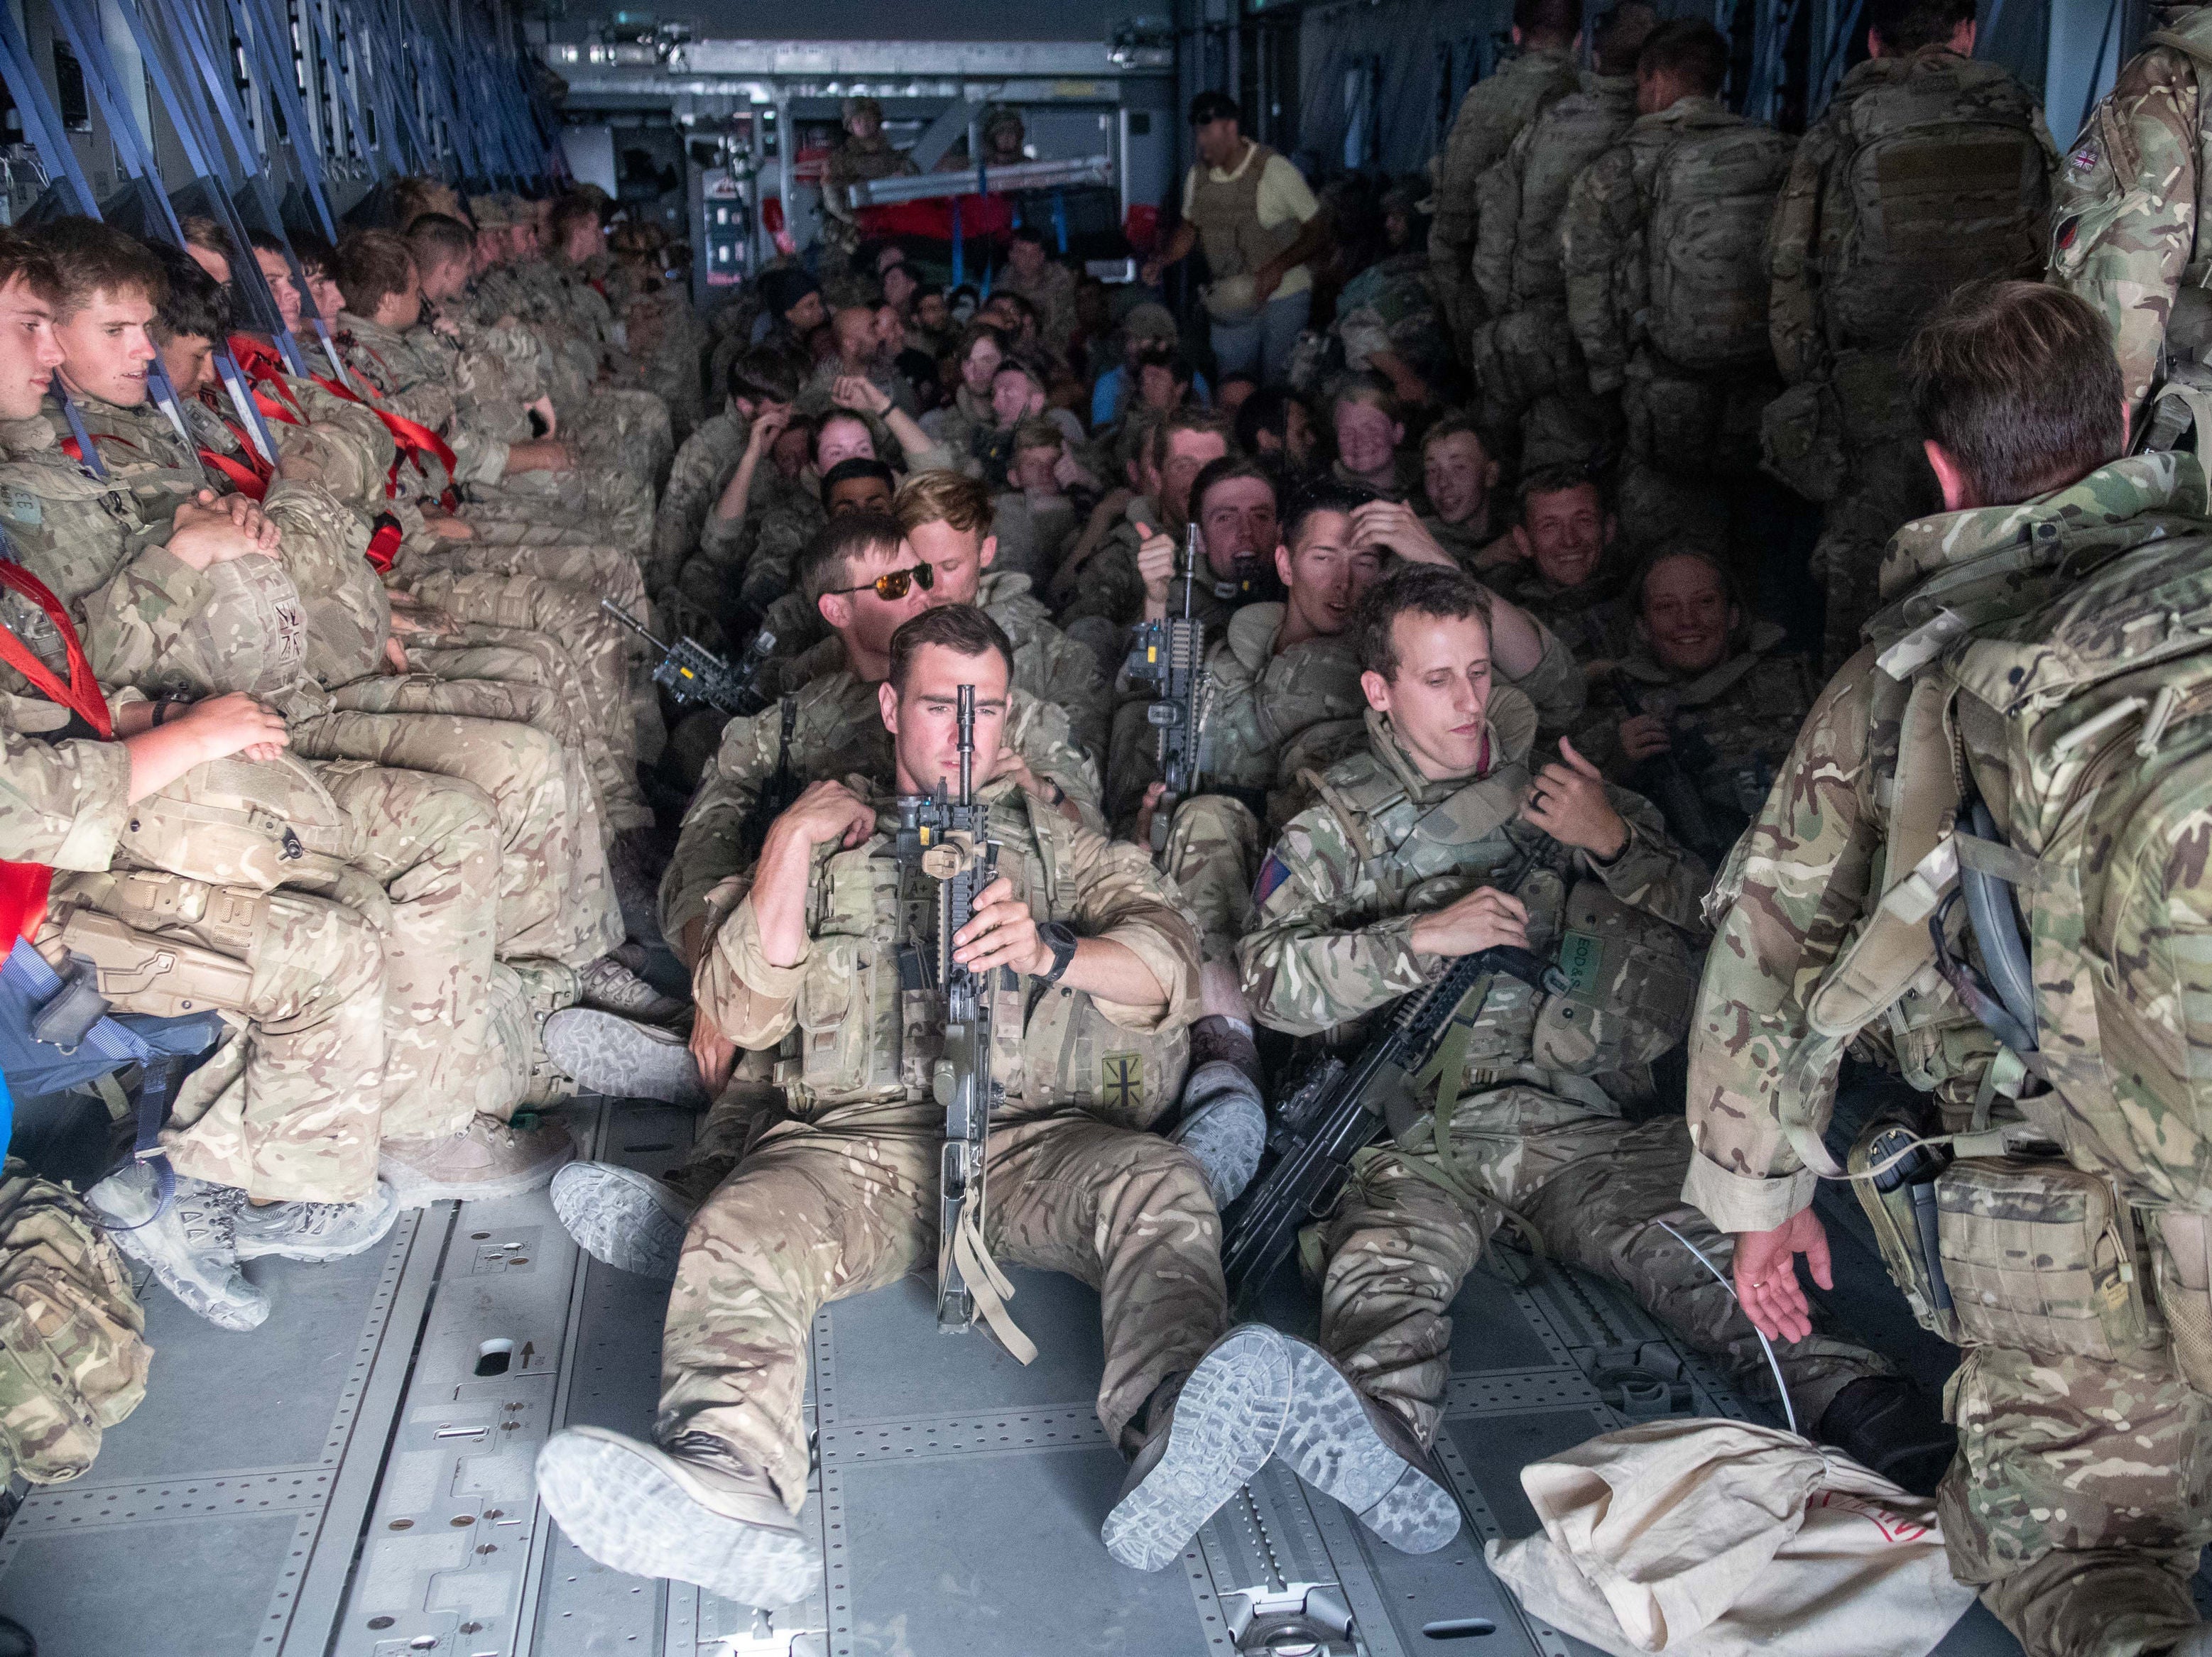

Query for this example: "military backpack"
[1642,123,1795,371]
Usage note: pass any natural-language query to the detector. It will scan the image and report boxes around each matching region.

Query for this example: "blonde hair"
[894,468,994,538]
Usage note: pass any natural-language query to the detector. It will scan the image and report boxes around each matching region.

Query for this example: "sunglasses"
[830,562,935,601]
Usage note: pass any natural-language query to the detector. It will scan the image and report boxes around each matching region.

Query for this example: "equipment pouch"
[1759,378,1848,503]
[1936,1156,2159,1360]
[2152,1211,2212,1394]
[1530,879,1697,1075]
[792,936,871,1095]
[118,752,356,892]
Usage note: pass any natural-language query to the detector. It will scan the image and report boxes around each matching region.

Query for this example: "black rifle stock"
[601,598,775,717]
[733,696,802,863]
[1609,670,1726,862]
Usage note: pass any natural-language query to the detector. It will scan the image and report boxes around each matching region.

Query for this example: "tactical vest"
[1640,114,1794,371]
[1302,722,1699,1111]
[774,796,1189,1126]
[1475,76,1638,314]
[1187,143,1302,283]
[1819,55,2051,355]
[1777,459,2212,1373]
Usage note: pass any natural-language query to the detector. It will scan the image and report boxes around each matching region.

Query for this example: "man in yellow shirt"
[1143,92,1332,385]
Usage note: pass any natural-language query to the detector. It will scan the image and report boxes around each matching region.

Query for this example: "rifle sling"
[951,1205,1036,1365]
[1395,975,1554,1254]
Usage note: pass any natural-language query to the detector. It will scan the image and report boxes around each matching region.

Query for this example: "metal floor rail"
[0,1100,2032,1656]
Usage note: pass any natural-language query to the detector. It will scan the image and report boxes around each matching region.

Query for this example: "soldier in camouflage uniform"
[998,226,1081,361]
[1571,548,1814,863]
[1328,204,1452,410]
[652,348,802,606]
[1468,3,1656,456]
[1429,0,1585,365]
[1241,562,1911,1551]
[1486,464,1636,669]
[1564,19,1793,563]
[1762,0,2053,673]
[535,606,1293,1609]
[819,98,917,264]
[2047,3,2212,445]
[1689,283,2212,1657]
[1416,414,1504,567]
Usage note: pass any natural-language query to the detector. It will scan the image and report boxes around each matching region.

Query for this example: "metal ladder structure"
[0,1098,2032,1657]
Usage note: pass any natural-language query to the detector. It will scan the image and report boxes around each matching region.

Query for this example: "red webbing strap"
[0,562,111,943]
[200,447,267,501]
[364,513,403,574]
[0,863,53,945]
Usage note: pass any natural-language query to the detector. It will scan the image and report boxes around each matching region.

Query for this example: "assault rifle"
[1220,868,1559,1306]
[733,696,803,863]
[601,598,775,717]
[886,687,1025,1350]
[1610,670,1726,863]
[1123,522,1209,852]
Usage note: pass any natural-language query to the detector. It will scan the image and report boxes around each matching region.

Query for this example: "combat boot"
[549,1161,696,1279]
[378,1115,575,1207]
[1170,1063,1266,1208]
[543,1007,707,1105]
[1102,1324,1294,1570]
[1814,1374,1956,1497]
[1275,1334,1462,1553]
[232,1181,401,1262]
[577,953,690,1027]
[535,1426,817,1607]
[87,1165,269,1331]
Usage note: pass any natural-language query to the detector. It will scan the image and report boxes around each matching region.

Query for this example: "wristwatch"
[1037,920,1079,983]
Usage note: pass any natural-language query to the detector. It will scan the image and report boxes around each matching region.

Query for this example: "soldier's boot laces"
[231,1180,401,1262]
[1276,1334,1463,1555]
[548,1161,696,1280]
[535,1426,817,1608]
[378,1114,576,1208]
[577,953,690,1027]
[1170,1062,1267,1209]
[87,1166,270,1332]
[1813,1374,1957,1498]
[542,1006,707,1106]
[1103,1324,1295,1571]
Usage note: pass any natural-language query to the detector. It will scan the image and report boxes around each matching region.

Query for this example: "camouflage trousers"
[289,705,621,970]
[1815,350,1939,674]
[0,1161,148,1487]
[1160,794,1263,966]
[478,459,655,561]
[656,1093,1227,1508]
[562,386,675,496]
[1312,1086,1890,1449]
[394,538,665,804]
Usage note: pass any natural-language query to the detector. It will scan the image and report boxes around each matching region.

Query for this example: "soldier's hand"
[1408,885,1528,958]
[174,693,290,763]
[690,1016,737,1098]
[1139,257,1165,287]
[773,780,876,852]
[743,403,792,456]
[1731,1209,1831,1345]
[424,513,475,540]
[1349,500,1451,567]
[166,502,265,569]
[831,375,890,417]
[1618,713,1672,762]
[528,395,558,437]
[952,876,1046,976]
[1135,780,1168,850]
[1522,738,1629,860]
[1136,530,1179,608]
[383,635,410,674]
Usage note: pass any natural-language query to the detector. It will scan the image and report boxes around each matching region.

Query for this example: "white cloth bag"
[1486,1417,1976,1657]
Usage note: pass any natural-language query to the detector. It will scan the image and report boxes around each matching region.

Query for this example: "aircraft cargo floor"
[0,1098,2064,1655]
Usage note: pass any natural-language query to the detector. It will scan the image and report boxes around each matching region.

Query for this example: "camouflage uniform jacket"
[2049,4,2212,413]
[1572,621,1814,843]
[1679,459,2206,1232]
[659,669,1106,946]
[1490,555,1635,667]
[1431,48,1585,289]
[1332,253,1450,390]
[1564,96,1759,393]
[656,402,751,594]
[1059,496,1241,633]
[1239,702,1706,1115]
[999,261,1080,359]
[820,133,918,228]
[699,772,1199,1114]
[332,312,484,489]
[0,631,136,873]
[1419,510,1500,571]
[1767,50,2056,385]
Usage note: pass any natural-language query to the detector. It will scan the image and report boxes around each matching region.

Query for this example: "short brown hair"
[0,229,61,305]
[797,510,909,605]
[1420,409,1491,457]
[1903,280,2125,506]
[957,321,1011,366]
[334,230,415,317]
[895,469,993,538]
[1150,408,1237,473]
[1517,462,1604,519]
[405,213,475,271]
[33,219,165,318]
[388,176,452,233]
[1867,0,1975,53]
[1592,1,1660,75]
[180,215,236,263]
[886,603,1015,697]
[1639,18,1728,95]
[1326,371,1402,427]
[1010,415,1064,456]
[548,193,601,247]
[1355,564,1491,681]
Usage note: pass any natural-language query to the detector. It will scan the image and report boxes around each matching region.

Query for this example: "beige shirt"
[1182,144,1321,297]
